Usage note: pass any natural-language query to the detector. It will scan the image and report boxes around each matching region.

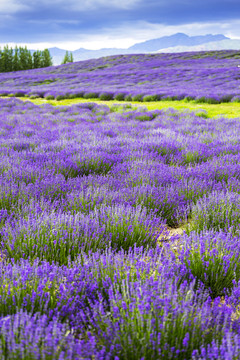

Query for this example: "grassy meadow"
[11,95,240,118]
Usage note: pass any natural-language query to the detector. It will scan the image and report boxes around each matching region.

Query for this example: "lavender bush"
[177,231,240,297]
[188,191,240,234]
[0,310,105,359]
[0,51,240,102]
[0,97,239,358]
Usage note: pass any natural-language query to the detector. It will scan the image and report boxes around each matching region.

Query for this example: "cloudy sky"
[1,0,240,50]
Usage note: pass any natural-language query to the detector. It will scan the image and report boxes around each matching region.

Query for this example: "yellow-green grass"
[3,96,240,118]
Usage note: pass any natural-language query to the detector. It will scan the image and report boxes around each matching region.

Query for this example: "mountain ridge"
[128,33,228,51]
[41,33,230,64]
[157,39,240,53]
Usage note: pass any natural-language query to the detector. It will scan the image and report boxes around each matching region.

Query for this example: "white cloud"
[0,0,30,13]
[0,0,141,13]
[65,0,140,10]
[98,19,240,44]
[27,19,80,25]
[0,36,136,51]
[1,18,240,51]
[58,19,240,48]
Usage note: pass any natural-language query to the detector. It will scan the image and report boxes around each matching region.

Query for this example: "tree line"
[0,45,74,72]
[0,45,53,72]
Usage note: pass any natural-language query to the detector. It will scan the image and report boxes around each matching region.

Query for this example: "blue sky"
[1,0,240,50]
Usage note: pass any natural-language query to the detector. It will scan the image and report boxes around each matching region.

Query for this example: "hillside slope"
[1,50,240,103]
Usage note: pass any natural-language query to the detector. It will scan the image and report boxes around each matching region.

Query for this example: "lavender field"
[1,51,240,103]
[0,94,239,359]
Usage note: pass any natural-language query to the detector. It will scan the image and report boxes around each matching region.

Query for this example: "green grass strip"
[3,96,240,118]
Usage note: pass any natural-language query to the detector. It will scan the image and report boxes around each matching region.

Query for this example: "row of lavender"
[0,97,240,358]
[1,51,240,103]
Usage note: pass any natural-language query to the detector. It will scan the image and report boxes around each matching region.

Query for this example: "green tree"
[13,46,20,71]
[26,49,33,69]
[0,45,53,72]
[33,50,42,68]
[0,48,3,72]
[69,52,74,62]
[61,51,74,64]
[62,50,69,64]
[2,45,13,72]
[8,47,14,71]
[19,46,28,70]
[41,49,53,67]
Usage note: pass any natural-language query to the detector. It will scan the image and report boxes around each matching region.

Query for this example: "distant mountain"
[46,33,230,65]
[48,47,127,65]
[67,48,127,61]
[157,39,240,53]
[128,33,229,52]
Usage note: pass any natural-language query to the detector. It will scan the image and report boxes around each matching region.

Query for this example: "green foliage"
[45,95,55,100]
[2,205,159,264]
[56,95,66,101]
[83,92,99,99]
[181,235,240,297]
[136,191,180,227]
[222,51,240,59]
[33,50,42,68]
[14,91,25,97]
[68,92,84,99]
[182,151,202,165]
[0,45,53,73]
[0,45,13,72]
[195,110,209,119]
[184,96,195,101]
[114,93,126,101]
[232,97,240,103]
[221,95,233,103]
[132,94,143,102]
[94,205,159,252]
[62,157,115,179]
[196,97,220,104]
[99,92,113,100]
[143,95,160,101]
[61,51,74,64]
[94,280,222,360]
[187,191,240,235]
[41,49,53,67]
[194,97,207,103]
[23,95,240,119]
[0,274,60,316]
[205,97,220,104]
[135,114,153,121]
